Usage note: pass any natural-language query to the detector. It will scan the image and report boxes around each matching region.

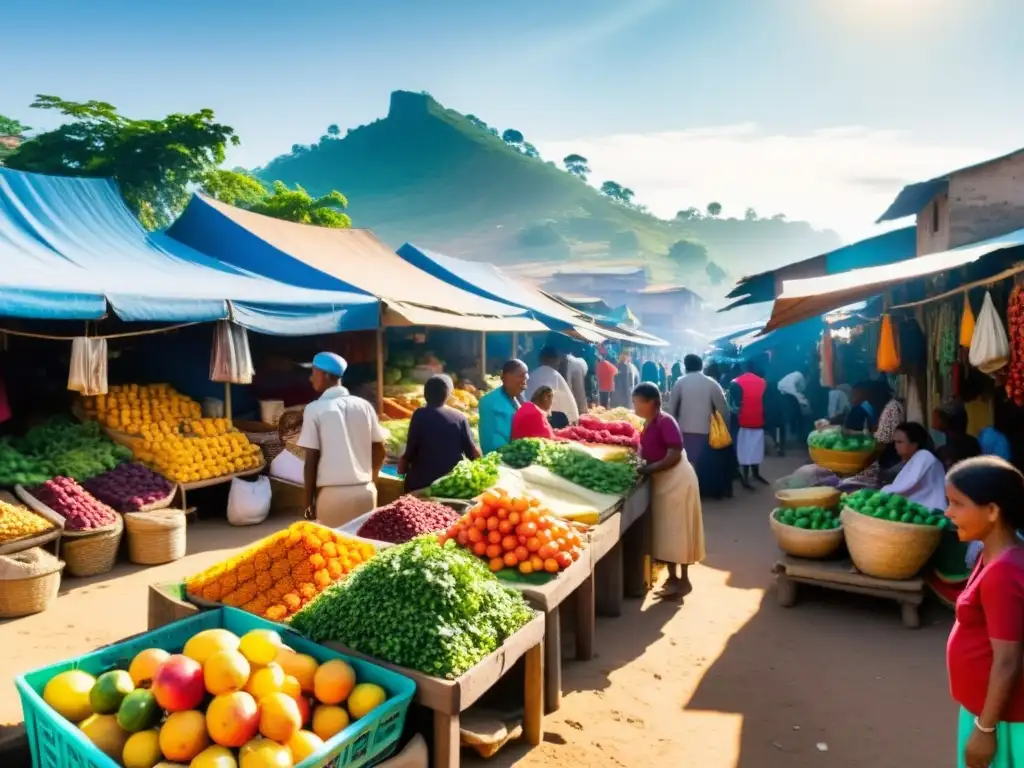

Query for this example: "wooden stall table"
[773,555,925,628]
[508,550,594,714]
[148,584,544,768]
[591,480,651,617]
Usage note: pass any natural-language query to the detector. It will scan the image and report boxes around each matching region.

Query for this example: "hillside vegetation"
[257,91,840,291]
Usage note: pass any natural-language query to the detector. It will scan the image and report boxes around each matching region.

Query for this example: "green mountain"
[257,91,841,292]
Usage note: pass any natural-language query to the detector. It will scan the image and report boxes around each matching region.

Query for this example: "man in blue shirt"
[478,359,529,454]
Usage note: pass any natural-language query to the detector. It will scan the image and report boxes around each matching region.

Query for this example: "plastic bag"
[876,314,900,373]
[960,298,976,347]
[210,321,254,384]
[270,450,304,486]
[67,337,108,396]
[968,291,1010,374]
[709,412,733,449]
[226,475,271,526]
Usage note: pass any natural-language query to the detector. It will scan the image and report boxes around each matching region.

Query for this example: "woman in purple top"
[633,382,706,600]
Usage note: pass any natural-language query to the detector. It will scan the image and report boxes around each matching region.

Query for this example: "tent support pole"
[512,331,519,359]
[224,382,233,426]
[480,331,487,383]
[376,326,385,417]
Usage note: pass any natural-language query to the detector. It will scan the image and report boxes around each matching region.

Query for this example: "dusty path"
[0,456,956,766]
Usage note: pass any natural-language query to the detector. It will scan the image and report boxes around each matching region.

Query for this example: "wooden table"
[773,556,926,628]
[509,550,595,714]
[592,480,651,617]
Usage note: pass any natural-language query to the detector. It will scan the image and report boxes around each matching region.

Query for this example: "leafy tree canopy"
[668,239,709,270]
[248,181,351,229]
[3,95,237,229]
[707,261,728,285]
[502,128,524,145]
[200,169,268,209]
[706,201,723,217]
[744,207,758,221]
[0,114,30,136]
[675,207,701,221]
[563,153,590,179]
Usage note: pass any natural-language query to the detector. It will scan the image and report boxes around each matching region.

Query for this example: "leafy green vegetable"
[290,537,535,679]
[429,453,501,499]
[535,442,637,496]
[0,418,131,485]
[497,438,546,469]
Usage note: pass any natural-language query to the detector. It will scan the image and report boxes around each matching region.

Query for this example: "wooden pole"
[480,331,487,382]
[224,381,233,426]
[512,331,519,360]
[375,326,385,417]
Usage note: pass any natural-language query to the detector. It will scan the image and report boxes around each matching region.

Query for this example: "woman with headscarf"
[399,375,480,492]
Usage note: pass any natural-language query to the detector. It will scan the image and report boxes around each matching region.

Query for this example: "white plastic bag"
[210,321,254,384]
[67,337,108,396]
[270,450,304,486]
[969,291,1010,374]
[227,475,271,526]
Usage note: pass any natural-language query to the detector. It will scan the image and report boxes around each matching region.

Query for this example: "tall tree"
[326,124,340,137]
[563,153,590,180]
[3,95,237,229]
[600,180,624,200]
[706,201,723,218]
[522,141,540,159]
[248,181,351,229]
[744,207,758,221]
[668,239,709,271]
[0,114,29,164]
[706,261,728,285]
[199,169,268,208]
[675,207,701,221]
[501,128,524,148]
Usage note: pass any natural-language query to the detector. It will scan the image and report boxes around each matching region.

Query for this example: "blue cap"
[309,352,348,377]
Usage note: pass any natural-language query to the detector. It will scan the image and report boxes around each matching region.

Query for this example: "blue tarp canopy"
[722,227,916,311]
[0,169,377,334]
[167,196,546,333]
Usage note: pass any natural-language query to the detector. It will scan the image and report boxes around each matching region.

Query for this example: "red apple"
[151,654,205,712]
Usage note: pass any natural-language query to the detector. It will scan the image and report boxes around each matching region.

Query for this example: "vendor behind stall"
[881,422,947,510]
[478,359,528,454]
[399,375,480,492]
[298,353,386,527]
[511,386,556,441]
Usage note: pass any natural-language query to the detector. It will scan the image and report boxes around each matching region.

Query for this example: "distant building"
[877,148,1024,256]
[543,265,647,296]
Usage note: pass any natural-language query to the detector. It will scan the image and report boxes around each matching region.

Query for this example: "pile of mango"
[82,384,203,436]
[0,500,52,542]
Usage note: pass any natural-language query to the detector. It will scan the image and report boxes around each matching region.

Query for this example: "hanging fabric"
[210,321,255,385]
[68,337,108,396]
[968,291,1010,374]
[819,331,835,388]
[877,314,900,373]
[959,296,976,347]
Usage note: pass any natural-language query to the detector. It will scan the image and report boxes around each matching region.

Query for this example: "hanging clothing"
[880,449,947,510]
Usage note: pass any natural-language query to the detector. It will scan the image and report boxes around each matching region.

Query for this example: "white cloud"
[537,126,1000,241]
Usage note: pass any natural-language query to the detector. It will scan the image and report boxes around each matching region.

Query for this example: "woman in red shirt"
[511,386,555,441]
[945,456,1024,768]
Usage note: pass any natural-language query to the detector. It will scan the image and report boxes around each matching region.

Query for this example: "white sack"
[68,337,108,396]
[969,291,1010,374]
[227,475,271,526]
[210,320,254,384]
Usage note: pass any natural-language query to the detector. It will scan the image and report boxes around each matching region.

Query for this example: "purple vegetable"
[357,495,461,544]
[31,477,118,531]
[83,463,173,512]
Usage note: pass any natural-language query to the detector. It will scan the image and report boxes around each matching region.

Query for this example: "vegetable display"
[554,414,640,448]
[773,506,840,530]
[428,453,501,499]
[538,443,638,496]
[0,419,132,486]
[442,490,584,575]
[30,477,119,531]
[586,406,646,429]
[83,463,174,512]
[290,537,535,679]
[807,428,876,452]
[383,419,410,457]
[0,499,53,542]
[186,522,377,622]
[843,489,950,527]
[1007,285,1024,406]
[497,438,546,469]
[356,496,461,544]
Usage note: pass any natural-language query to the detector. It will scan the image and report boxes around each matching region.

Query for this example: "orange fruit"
[159,710,209,762]
[281,675,302,700]
[245,663,285,700]
[206,692,259,748]
[487,530,501,545]
[311,704,350,741]
[240,737,292,768]
[190,744,237,768]
[488,557,504,572]
[127,649,170,687]
[258,692,302,743]
[544,558,559,573]
[204,649,251,695]
[519,560,534,575]
[183,629,240,666]
[530,554,544,571]
[313,659,356,705]
[238,630,282,666]
[503,552,518,568]
[286,730,324,762]
[514,546,529,562]
[472,541,487,557]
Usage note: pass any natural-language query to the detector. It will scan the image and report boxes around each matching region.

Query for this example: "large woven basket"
[61,515,124,578]
[775,487,841,510]
[809,446,875,477]
[769,512,844,559]
[840,507,942,580]
[0,551,63,618]
[125,510,187,565]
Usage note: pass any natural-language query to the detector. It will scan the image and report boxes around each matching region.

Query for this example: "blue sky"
[3,0,1022,238]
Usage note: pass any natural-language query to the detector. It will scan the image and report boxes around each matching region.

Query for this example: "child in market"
[511,386,556,441]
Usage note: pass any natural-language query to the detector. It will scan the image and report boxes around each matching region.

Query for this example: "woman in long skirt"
[632,382,706,599]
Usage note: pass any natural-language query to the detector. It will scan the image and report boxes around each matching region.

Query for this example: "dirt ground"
[0,455,956,766]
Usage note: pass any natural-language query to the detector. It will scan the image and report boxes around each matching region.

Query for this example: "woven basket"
[809,446,875,477]
[132,484,179,513]
[125,510,187,565]
[61,515,124,578]
[840,507,942,580]
[0,549,63,618]
[769,512,844,559]
[775,487,841,510]
[279,409,305,461]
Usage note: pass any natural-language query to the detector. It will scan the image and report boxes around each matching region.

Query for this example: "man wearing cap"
[298,352,387,527]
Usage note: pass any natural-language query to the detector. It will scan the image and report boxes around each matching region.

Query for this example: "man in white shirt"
[298,352,387,528]
[559,350,589,416]
[778,370,811,450]
[525,346,580,427]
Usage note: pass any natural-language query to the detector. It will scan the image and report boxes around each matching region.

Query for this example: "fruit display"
[383,418,409,457]
[585,406,645,429]
[81,383,202,435]
[441,490,584,576]
[185,522,377,622]
[428,453,501,499]
[291,537,535,679]
[133,428,263,485]
[0,499,53,542]
[1007,285,1024,405]
[355,495,461,544]
[772,505,841,530]
[497,438,547,469]
[843,488,950,527]
[40,626,392,767]
[807,427,876,452]
[447,388,478,412]
[537,442,638,496]
[554,413,640,448]
[29,477,119,531]
[0,419,133,486]
[83,463,175,513]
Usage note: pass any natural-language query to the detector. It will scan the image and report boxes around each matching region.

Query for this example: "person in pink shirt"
[511,386,556,441]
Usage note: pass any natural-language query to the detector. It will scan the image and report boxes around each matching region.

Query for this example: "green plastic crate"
[16,607,415,768]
